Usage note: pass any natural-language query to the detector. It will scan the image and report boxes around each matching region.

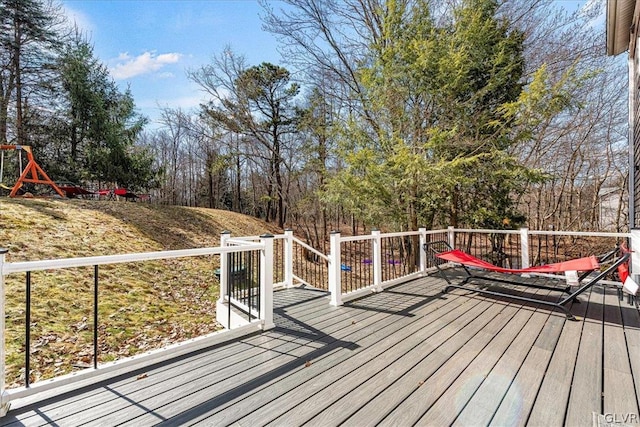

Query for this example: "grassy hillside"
[0,198,282,387]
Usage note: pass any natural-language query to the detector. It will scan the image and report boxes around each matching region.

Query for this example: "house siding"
[634,67,640,227]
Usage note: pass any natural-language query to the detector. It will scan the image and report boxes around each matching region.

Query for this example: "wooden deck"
[1,272,640,426]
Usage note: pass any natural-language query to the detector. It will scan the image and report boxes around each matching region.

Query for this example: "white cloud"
[110,52,183,80]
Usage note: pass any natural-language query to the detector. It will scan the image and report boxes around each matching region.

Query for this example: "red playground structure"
[0,145,65,198]
[1,145,147,200]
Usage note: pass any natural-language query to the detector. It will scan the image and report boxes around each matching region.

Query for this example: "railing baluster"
[247,252,252,322]
[94,265,98,370]
[0,249,6,416]
[227,252,231,329]
[25,271,31,388]
[256,250,261,319]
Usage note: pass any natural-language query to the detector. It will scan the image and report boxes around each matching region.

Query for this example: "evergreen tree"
[325,0,535,230]
[55,32,155,190]
[0,0,63,145]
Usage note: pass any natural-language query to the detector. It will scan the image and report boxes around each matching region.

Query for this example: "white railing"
[232,230,329,291]
[327,228,450,305]
[0,235,275,415]
[287,231,329,290]
[1,225,636,417]
[450,226,631,271]
[324,227,636,306]
[218,232,275,330]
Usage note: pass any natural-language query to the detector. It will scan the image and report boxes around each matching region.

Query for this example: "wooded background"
[1,0,628,247]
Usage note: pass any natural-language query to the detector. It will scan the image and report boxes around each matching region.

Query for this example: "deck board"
[415,291,551,426]
[565,285,605,427]
[271,294,496,426]
[202,279,476,426]
[525,287,591,426]
[376,289,544,426]
[603,287,639,420]
[75,286,421,426]
[328,298,510,427]
[489,312,565,426]
[106,279,447,426]
[450,302,554,426]
[0,271,638,427]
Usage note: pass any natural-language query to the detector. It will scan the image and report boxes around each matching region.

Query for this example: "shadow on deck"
[2,272,640,426]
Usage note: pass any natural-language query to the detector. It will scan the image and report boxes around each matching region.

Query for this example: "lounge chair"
[423,241,630,320]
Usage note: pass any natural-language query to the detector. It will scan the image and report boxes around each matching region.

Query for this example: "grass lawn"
[0,198,281,387]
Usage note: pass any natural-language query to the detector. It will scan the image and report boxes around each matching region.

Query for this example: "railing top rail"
[526,230,630,238]
[340,229,449,243]
[424,229,449,234]
[225,238,262,246]
[291,237,329,262]
[453,228,520,235]
[379,231,422,238]
[453,228,630,238]
[230,234,285,241]
[2,244,264,275]
[227,235,260,242]
[340,235,376,243]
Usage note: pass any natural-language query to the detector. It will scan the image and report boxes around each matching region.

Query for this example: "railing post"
[25,271,30,388]
[219,231,230,302]
[419,227,427,274]
[372,229,382,291]
[630,229,640,284]
[260,234,275,330]
[520,227,530,269]
[216,231,231,329]
[0,249,8,416]
[329,231,342,306]
[93,265,99,370]
[284,229,294,288]
[447,226,455,248]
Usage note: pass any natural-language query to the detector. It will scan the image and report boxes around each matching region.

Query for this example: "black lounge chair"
[423,240,629,321]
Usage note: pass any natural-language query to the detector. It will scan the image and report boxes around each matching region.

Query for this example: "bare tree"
[189,49,301,228]
[503,0,628,231]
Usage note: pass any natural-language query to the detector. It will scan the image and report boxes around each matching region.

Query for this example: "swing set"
[0,145,65,198]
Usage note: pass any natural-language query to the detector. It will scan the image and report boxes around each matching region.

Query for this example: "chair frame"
[423,240,628,321]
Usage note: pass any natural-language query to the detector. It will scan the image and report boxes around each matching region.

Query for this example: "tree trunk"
[13,19,24,146]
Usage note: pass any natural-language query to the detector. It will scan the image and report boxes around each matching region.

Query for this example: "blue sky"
[61,0,593,129]
[62,0,284,127]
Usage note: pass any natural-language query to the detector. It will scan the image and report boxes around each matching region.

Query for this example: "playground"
[0,145,145,201]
